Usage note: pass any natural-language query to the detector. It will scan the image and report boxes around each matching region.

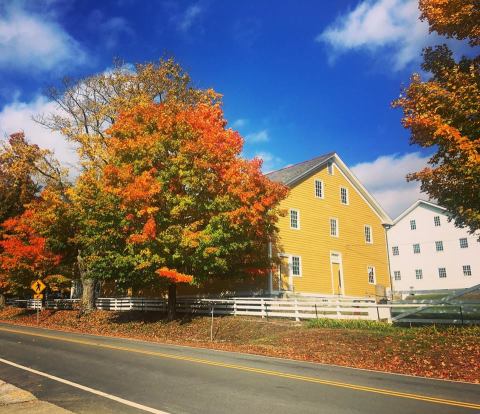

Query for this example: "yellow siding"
[275,163,390,297]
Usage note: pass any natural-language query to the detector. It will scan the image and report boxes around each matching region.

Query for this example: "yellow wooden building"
[266,152,392,298]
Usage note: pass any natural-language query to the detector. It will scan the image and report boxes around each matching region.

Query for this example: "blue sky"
[0,0,467,217]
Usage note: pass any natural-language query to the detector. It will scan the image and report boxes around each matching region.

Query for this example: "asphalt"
[0,322,478,414]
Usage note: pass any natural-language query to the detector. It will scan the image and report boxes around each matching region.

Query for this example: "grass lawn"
[0,306,479,383]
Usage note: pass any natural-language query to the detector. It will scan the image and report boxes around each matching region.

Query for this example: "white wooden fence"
[92,296,391,321]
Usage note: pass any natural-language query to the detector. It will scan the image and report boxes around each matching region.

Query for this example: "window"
[413,243,420,254]
[314,179,324,199]
[330,218,338,237]
[438,267,447,278]
[291,256,301,276]
[327,161,334,175]
[415,269,423,280]
[392,246,399,256]
[394,271,401,281]
[290,209,299,229]
[410,219,416,230]
[435,241,444,252]
[459,238,468,248]
[463,265,472,276]
[340,187,349,205]
[434,216,441,227]
[364,225,372,243]
[368,266,376,284]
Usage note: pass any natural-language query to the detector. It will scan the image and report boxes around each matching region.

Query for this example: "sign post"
[31,280,46,325]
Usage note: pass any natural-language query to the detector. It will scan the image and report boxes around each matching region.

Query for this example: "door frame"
[276,253,293,293]
[330,251,345,296]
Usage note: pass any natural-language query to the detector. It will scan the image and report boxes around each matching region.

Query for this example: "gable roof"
[266,152,335,185]
[392,199,447,225]
[266,152,392,225]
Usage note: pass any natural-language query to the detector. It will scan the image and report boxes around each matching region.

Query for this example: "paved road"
[0,323,478,414]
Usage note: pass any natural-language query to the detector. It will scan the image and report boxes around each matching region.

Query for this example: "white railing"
[94,296,389,321]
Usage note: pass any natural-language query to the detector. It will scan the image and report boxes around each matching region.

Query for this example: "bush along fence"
[6,296,479,325]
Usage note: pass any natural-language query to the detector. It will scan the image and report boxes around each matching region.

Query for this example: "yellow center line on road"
[0,325,479,410]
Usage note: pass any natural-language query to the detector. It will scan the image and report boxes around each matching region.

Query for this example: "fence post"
[294,298,300,322]
[210,304,214,341]
[261,298,265,319]
[233,298,237,317]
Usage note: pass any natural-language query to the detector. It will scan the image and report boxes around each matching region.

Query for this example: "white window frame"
[289,208,300,230]
[410,219,416,230]
[364,225,373,244]
[438,267,447,278]
[392,246,399,256]
[394,270,401,281]
[413,243,421,254]
[415,269,423,280]
[291,255,302,277]
[459,238,468,249]
[330,217,339,238]
[327,161,334,175]
[340,187,349,205]
[314,179,324,199]
[435,241,444,252]
[463,265,472,276]
[434,216,441,227]
[367,266,376,285]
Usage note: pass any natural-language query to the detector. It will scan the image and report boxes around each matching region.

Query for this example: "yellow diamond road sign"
[31,279,46,294]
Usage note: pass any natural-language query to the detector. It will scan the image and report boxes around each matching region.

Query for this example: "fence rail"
[5,296,479,324]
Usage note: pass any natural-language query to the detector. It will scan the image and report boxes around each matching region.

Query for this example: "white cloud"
[255,151,283,173]
[0,4,86,72]
[232,118,248,129]
[317,0,436,70]
[351,152,431,218]
[87,10,134,49]
[245,129,269,143]
[0,96,79,171]
[175,3,203,33]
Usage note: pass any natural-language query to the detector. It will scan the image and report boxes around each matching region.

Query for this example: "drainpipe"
[383,224,393,301]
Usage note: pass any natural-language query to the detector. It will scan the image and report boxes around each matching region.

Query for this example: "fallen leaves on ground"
[0,307,478,383]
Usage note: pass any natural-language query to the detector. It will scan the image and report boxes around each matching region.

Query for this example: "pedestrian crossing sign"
[31,279,46,294]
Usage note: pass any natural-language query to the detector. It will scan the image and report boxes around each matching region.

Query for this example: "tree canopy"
[393,0,480,232]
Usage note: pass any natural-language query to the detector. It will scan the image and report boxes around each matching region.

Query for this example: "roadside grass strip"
[0,326,479,410]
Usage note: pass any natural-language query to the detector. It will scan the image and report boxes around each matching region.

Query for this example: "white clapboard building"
[387,200,480,295]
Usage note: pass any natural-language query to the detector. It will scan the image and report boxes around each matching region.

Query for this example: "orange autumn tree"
[95,101,287,318]
[0,209,62,295]
[393,0,480,232]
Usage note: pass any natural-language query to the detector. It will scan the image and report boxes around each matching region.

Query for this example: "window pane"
[413,243,420,254]
[368,266,375,284]
[315,180,323,198]
[438,267,447,278]
[290,210,298,229]
[463,265,472,276]
[364,225,372,243]
[392,246,399,256]
[459,238,468,248]
[434,216,441,226]
[415,269,423,279]
[292,256,300,276]
[435,241,443,252]
[340,187,348,204]
[330,219,338,236]
[410,220,416,230]
[394,271,401,280]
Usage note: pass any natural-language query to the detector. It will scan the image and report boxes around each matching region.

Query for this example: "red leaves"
[155,267,193,283]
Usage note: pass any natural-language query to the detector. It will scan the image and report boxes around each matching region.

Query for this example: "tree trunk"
[167,283,177,321]
[0,293,5,309]
[77,251,96,314]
